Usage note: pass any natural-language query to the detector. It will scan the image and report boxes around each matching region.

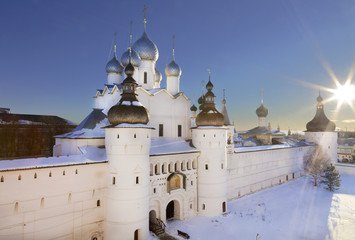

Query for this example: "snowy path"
[163,175,355,240]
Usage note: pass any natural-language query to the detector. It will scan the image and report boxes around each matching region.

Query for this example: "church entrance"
[166,201,174,220]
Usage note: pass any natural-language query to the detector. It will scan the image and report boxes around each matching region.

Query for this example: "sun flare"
[328,82,355,110]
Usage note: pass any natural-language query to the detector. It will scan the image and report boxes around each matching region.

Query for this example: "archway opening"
[166,201,174,220]
[222,202,226,212]
[149,210,157,224]
[134,229,141,240]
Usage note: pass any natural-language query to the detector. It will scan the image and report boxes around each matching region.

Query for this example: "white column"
[107,73,122,85]
[167,76,179,95]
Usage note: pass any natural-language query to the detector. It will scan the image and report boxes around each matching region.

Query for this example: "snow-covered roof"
[150,139,199,156]
[243,126,285,135]
[0,146,106,171]
[56,109,108,139]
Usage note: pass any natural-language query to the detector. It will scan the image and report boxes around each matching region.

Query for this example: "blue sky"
[1,0,355,130]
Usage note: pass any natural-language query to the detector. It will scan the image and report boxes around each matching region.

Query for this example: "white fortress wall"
[227,146,314,201]
[0,163,107,240]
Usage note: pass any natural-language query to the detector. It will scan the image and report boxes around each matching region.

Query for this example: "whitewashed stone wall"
[227,146,314,201]
[0,163,107,240]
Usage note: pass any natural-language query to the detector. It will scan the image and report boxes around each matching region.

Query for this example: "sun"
[328,81,355,110]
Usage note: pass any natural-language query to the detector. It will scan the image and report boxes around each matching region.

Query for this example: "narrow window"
[292,173,295,179]
[0,176,3,182]
[174,163,177,172]
[178,125,182,137]
[14,202,18,213]
[286,175,289,181]
[134,133,136,138]
[97,200,100,207]
[49,171,52,177]
[155,164,158,175]
[205,164,208,170]
[221,163,223,169]
[18,175,21,180]
[68,193,72,203]
[75,169,78,174]
[136,176,139,184]
[181,162,184,171]
[159,124,163,137]
[144,72,147,84]
[153,188,156,193]
[190,204,192,209]
[41,197,44,208]
[117,134,119,139]
[214,134,216,137]
[34,173,37,179]
[202,204,206,210]
[112,177,116,185]
[191,181,193,186]
[203,134,205,137]
[63,170,65,176]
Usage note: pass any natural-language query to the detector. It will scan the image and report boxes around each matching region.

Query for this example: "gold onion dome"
[132,32,159,62]
[306,93,336,132]
[107,62,149,125]
[256,104,268,117]
[121,48,141,67]
[105,56,124,74]
[195,79,224,126]
[165,60,182,77]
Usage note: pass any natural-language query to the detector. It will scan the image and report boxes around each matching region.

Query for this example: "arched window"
[193,160,197,169]
[150,164,153,176]
[136,176,139,184]
[49,171,52,177]
[68,193,72,203]
[14,202,18,213]
[202,204,206,210]
[0,176,3,182]
[75,169,78,174]
[41,197,45,208]
[112,177,116,185]
[18,175,21,180]
[34,173,37,179]
[63,170,65,176]
[170,174,181,190]
[97,200,101,207]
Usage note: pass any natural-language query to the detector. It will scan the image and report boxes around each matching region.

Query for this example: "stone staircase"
[149,218,166,237]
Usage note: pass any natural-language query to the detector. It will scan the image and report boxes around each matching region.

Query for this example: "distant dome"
[190,104,197,112]
[107,62,149,126]
[165,60,181,77]
[121,49,141,68]
[155,68,162,83]
[106,56,124,74]
[132,32,159,62]
[256,104,268,118]
[306,94,335,132]
[195,79,224,127]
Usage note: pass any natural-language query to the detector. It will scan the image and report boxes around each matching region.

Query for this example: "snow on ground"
[163,175,355,240]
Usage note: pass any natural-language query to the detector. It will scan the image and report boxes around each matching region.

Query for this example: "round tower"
[192,75,228,216]
[104,59,152,240]
[132,9,159,89]
[166,36,182,95]
[305,92,337,164]
[256,88,268,127]
[106,33,124,85]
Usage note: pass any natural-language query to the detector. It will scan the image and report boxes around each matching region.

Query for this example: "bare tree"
[303,147,330,186]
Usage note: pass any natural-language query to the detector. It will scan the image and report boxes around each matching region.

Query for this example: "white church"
[0,11,338,240]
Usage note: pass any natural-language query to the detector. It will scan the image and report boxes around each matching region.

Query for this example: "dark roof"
[306,98,336,132]
[0,113,75,125]
[74,108,107,131]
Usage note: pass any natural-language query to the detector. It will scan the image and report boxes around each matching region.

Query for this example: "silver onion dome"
[165,60,182,77]
[121,48,141,68]
[106,56,124,74]
[132,32,159,62]
[155,68,162,83]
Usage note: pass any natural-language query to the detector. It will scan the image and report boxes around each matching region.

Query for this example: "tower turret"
[192,72,228,216]
[305,92,337,164]
[104,54,152,240]
[166,36,182,95]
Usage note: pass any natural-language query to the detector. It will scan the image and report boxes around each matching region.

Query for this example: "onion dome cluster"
[121,48,141,68]
[256,104,268,118]
[195,79,224,126]
[155,68,162,84]
[106,56,124,74]
[165,60,182,77]
[132,32,159,62]
[107,62,149,126]
[306,94,336,132]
